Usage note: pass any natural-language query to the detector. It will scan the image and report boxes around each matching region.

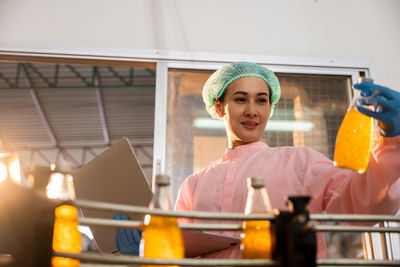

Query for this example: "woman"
[174,62,400,258]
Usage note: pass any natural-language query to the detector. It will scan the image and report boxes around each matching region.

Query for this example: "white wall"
[1,0,399,89]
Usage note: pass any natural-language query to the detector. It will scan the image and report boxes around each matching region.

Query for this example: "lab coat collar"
[222,141,268,162]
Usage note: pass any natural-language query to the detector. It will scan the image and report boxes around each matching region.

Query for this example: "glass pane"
[166,68,364,258]
[271,73,349,159]
[0,62,156,181]
[166,68,351,200]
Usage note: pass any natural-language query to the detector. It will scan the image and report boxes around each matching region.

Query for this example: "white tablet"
[73,137,152,253]
[182,230,240,257]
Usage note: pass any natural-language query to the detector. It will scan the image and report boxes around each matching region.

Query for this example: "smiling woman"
[172,62,400,260]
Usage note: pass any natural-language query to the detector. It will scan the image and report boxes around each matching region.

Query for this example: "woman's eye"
[257,98,268,103]
[235,97,246,103]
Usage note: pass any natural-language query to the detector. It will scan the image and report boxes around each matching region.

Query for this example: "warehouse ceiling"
[0,62,156,177]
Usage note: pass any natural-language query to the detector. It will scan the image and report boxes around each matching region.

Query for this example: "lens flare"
[46,172,65,199]
[9,158,21,184]
[0,162,7,183]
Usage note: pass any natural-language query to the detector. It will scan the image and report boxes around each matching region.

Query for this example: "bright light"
[46,172,65,199]
[0,162,7,183]
[193,118,314,132]
[9,158,21,184]
[266,120,314,132]
[144,214,151,225]
[193,118,225,130]
[0,153,22,184]
[78,226,94,239]
[66,174,76,199]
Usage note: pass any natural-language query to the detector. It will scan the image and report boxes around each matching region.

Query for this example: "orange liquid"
[52,205,81,267]
[240,220,275,259]
[334,108,374,173]
[141,215,184,267]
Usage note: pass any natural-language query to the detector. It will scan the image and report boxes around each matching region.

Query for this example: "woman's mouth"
[242,121,258,129]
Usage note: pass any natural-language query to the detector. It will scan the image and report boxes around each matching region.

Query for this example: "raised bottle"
[46,162,81,267]
[140,175,184,267]
[334,77,375,173]
[240,176,275,259]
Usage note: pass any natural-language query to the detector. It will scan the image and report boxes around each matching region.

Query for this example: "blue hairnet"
[202,62,281,119]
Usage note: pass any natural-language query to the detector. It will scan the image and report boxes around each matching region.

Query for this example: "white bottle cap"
[250,176,264,188]
[359,77,374,83]
[348,77,374,111]
[156,174,170,186]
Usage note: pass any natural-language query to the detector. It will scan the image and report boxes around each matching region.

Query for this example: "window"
[165,68,351,200]
[0,61,156,181]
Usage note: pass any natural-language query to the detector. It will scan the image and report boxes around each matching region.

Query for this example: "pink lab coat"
[175,135,400,259]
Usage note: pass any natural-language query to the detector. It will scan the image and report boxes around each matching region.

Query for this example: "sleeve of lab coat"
[302,135,400,215]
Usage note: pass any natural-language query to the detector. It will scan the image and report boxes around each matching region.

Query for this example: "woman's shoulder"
[179,158,223,194]
[188,158,224,180]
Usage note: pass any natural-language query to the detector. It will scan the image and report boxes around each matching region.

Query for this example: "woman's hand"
[355,81,400,137]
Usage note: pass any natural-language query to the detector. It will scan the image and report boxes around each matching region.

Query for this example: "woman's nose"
[244,103,257,117]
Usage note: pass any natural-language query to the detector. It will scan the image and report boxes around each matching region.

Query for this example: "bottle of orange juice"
[334,77,375,173]
[140,175,184,267]
[46,162,81,267]
[240,176,275,259]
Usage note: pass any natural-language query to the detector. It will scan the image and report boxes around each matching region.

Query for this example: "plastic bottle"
[334,77,375,173]
[46,162,81,267]
[140,175,184,267]
[240,176,275,259]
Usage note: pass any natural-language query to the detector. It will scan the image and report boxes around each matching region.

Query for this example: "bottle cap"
[156,174,170,186]
[250,176,264,188]
[52,161,72,174]
[359,77,374,83]
[348,77,375,111]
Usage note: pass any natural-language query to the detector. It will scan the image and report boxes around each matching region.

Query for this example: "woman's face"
[214,76,271,149]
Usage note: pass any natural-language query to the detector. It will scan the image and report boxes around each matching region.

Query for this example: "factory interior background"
[1,0,399,259]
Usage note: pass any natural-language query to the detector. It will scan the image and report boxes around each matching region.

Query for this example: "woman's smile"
[242,120,259,130]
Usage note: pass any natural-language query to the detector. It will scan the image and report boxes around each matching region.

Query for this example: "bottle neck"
[150,184,172,211]
[245,186,272,215]
[46,172,76,201]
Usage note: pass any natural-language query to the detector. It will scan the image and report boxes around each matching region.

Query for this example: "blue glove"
[354,81,400,137]
[113,213,142,255]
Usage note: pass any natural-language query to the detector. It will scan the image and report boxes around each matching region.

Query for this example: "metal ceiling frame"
[93,66,110,145]
[21,63,58,147]
[0,72,14,87]
[0,63,156,90]
[0,62,156,169]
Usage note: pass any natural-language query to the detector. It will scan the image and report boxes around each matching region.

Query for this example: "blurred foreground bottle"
[1,153,56,267]
[0,152,22,185]
[46,162,81,267]
[240,176,275,259]
[140,175,184,267]
[334,77,375,173]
